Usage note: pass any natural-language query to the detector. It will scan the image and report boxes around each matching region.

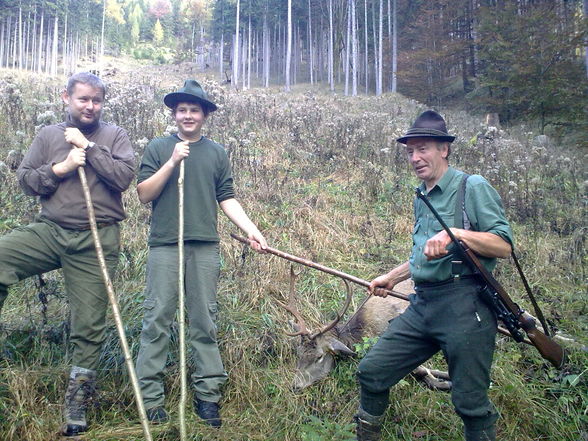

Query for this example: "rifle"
[415,187,565,368]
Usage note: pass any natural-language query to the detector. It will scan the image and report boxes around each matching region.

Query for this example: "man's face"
[405,137,449,187]
[174,101,207,139]
[62,83,104,127]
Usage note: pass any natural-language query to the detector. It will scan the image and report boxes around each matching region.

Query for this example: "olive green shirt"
[138,135,235,247]
[410,167,513,284]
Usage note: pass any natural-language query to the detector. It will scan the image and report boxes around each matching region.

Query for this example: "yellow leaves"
[105,0,126,25]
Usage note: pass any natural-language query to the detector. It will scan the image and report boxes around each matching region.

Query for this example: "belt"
[77,220,118,231]
[415,274,478,289]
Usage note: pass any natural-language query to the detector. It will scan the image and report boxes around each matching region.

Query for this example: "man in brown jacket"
[0,72,135,435]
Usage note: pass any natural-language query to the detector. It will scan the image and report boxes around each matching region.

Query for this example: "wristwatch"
[86,141,96,151]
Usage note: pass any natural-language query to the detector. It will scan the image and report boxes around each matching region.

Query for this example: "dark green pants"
[0,218,119,369]
[357,277,499,433]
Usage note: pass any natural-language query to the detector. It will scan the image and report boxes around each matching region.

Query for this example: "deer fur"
[291,279,451,391]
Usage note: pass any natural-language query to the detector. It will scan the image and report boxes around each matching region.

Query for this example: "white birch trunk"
[37,13,44,73]
[51,16,58,76]
[344,0,350,96]
[100,0,106,73]
[247,14,251,89]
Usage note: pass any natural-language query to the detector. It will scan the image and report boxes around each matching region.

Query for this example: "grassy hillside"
[0,64,586,441]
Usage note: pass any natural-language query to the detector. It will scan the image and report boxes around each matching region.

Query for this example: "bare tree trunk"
[263,12,269,87]
[285,0,292,91]
[351,0,357,96]
[37,12,43,73]
[377,0,383,96]
[51,16,58,76]
[328,0,334,91]
[391,0,397,92]
[372,1,378,95]
[247,14,252,89]
[345,0,350,95]
[18,5,23,70]
[308,0,314,84]
[219,33,224,80]
[585,0,588,78]
[364,0,368,93]
[100,0,106,73]
[233,0,240,88]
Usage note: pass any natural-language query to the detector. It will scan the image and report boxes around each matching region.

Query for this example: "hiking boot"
[194,398,222,428]
[465,425,496,441]
[62,366,97,436]
[354,407,383,441]
[146,406,169,424]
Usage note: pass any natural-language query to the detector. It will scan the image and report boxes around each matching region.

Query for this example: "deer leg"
[410,366,452,391]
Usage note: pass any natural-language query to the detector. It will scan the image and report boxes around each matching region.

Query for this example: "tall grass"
[0,66,586,440]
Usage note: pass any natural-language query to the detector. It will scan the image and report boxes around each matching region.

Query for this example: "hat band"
[404,127,450,137]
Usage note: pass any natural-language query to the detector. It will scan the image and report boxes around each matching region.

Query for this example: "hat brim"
[163,92,218,112]
[396,133,456,144]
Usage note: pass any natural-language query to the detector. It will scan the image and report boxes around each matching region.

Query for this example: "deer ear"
[327,339,355,357]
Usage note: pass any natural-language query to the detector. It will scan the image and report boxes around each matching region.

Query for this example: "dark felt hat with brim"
[397,110,455,144]
[163,79,218,112]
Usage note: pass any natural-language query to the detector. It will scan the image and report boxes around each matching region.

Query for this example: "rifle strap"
[511,251,551,336]
[451,174,470,277]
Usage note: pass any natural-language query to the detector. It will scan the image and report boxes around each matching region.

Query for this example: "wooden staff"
[77,167,153,441]
[177,160,187,440]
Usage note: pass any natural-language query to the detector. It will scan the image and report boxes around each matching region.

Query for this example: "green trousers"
[135,242,227,409]
[0,218,119,369]
[357,277,499,435]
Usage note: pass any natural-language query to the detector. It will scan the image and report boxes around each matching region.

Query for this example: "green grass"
[0,66,586,440]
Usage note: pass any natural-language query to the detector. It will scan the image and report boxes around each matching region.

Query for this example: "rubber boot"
[354,407,384,441]
[62,366,97,436]
[465,424,496,441]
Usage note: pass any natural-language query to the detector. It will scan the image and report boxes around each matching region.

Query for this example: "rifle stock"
[415,188,565,369]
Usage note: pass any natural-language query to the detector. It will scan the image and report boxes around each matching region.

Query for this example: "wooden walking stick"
[77,167,153,441]
[177,160,187,440]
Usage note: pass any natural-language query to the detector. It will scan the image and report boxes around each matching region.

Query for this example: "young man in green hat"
[134,79,267,427]
[354,110,513,441]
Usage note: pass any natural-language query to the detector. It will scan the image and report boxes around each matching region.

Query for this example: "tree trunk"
[345,0,350,95]
[308,0,314,84]
[391,0,397,92]
[377,0,383,96]
[328,0,334,91]
[351,0,357,96]
[285,0,292,91]
[233,0,240,88]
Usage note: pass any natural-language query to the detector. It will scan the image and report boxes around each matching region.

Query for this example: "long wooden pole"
[177,160,187,440]
[77,167,153,441]
[230,233,532,345]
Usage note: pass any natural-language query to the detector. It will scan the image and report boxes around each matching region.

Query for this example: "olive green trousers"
[135,242,227,410]
[0,218,119,369]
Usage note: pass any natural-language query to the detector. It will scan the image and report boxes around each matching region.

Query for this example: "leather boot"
[354,407,384,441]
[465,425,496,441]
[62,366,97,436]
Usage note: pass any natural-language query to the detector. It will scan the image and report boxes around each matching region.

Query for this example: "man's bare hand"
[52,147,86,177]
[169,140,190,166]
[64,127,90,150]
[424,229,458,260]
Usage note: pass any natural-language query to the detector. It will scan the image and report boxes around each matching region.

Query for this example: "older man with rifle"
[0,72,135,435]
[355,110,513,441]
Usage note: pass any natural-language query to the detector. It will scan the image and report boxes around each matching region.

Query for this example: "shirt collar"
[420,166,458,195]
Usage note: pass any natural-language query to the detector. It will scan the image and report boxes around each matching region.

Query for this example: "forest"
[0,0,587,135]
[0,0,587,440]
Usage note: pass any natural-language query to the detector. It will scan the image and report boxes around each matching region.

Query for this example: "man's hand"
[169,140,190,167]
[52,147,86,177]
[246,230,268,254]
[368,273,396,298]
[64,127,90,150]
[424,228,460,260]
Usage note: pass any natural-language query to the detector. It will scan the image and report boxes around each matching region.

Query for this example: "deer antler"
[275,266,354,340]
[276,265,310,337]
[310,279,353,340]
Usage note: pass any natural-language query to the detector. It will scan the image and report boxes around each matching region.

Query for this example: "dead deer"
[278,267,451,391]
